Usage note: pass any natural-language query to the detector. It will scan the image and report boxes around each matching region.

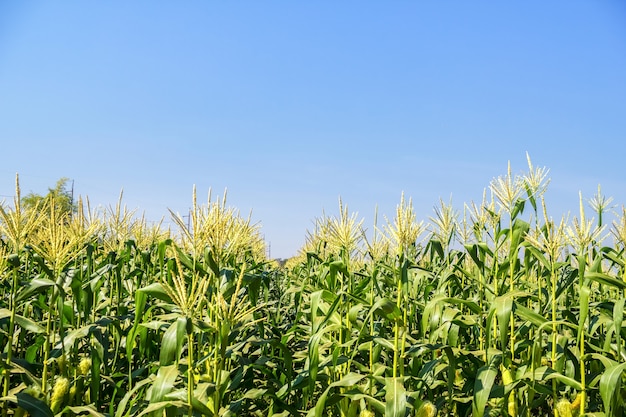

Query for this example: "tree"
[21,177,75,217]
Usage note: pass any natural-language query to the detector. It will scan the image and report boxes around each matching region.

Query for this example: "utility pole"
[182,208,191,232]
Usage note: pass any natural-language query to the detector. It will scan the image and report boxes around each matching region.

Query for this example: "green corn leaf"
[268,338,294,383]
[494,295,514,351]
[473,361,498,417]
[160,317,187,366]
[348,303,363,324]
[307,372,367,417]
[174,244,208,276]
[15,278,56,302]
[164,388,215,416]
[115,376,154,417]
[429,239,445,261]
[317,290,342,331]
[308,332,321,395]
[57,324,95,351]
[15,314,46,334]
[485,307,496,353]
[585,272,626,290]
[31,253,54,279]
[0,309,45,334]
[373,298,403,323]
[311,289,340,333]
[524,245,551,271]
[515,303,548,328]
[333,372,366,388]
[613,297,625,359]
[586,353,622,373]
[385,376,407,417]
[149,364,179,403]
[440,297,481,314]
[65,405,108,416]
[26,335,45,364]
[243,388,267,399]
[511,198,526,220]
[599,361,626,416]
[464,243,484,270]
[520,366,583,390]
[126,289,148,361]
[0,393,53,417]
[137,400,187,417]
[422,296,443,337]
[309,289,341,337]
[423,295,481,341]
[204,247,220,276]
[139,282,174,303]
[330,260,348,278]
[509,219,530,258]
[310,289,322,326]
[374,337,396,352]
[465,242,493,270]
[341,392,386,414]
[578,284,591,339]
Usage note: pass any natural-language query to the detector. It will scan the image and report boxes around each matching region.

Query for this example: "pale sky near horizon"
[1,2,625,259]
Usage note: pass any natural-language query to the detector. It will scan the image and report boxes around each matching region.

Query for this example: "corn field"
[1,159,625,417]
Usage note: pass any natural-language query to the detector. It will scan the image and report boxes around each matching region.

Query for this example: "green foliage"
[21,177,75,216]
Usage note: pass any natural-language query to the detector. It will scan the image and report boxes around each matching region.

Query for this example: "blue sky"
[1,2,625,259]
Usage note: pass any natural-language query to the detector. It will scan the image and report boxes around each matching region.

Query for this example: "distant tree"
[22,177,75,217]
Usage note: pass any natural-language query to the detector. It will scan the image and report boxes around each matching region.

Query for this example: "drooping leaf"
[524,245,551,271]
[585,272,626,290]
[0,393,53,417]
[139,282,174,303]
[15,314,46,334]
[373,298,403,323]
[0,309,45,334]
[520,366,583,390]
[599,361,626,416]
[65,405,108,416]
[514,303,548,328]
[15,278,56,302]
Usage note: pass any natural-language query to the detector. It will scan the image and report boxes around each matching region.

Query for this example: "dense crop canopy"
[0,159,625,416]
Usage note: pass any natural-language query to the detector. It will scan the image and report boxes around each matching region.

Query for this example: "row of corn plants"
[1,155,625,416]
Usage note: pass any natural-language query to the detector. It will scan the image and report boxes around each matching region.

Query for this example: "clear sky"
[1,2,625,259]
